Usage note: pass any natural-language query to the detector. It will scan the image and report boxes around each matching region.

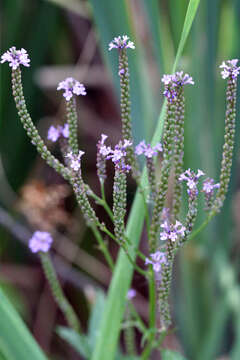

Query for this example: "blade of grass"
[0,287,47,360]
[154,0,201,146]
[91,1,201,359]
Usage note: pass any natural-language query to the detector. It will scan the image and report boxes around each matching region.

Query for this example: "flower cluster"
[99,137,132,172]
[220,59,240,81]
[135,140,163,158]
[47,124,69,142]
[172,71,194,86]
[65,150,85,172]
[161,71,194,101]
[109,35,135,51]
[57,77,86,101]
[160,221,186,242]
[1,47,30,69]
[29,231,53,253]
[179,169,204,197]
[145,251,168,275]
[202,177,220,209]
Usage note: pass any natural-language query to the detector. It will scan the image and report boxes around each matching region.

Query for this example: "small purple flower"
[109,35,135,51]
[98,134,112,156]
[145,251,168,274]
[29,231,53,253]
[127,289,136,300]
[202,178,220,194]
[47,124,69,142]
[118,68,125,77]
[62,123,70,138]
[161,74,173,85]
[103,139,132,171]
[160,220,186,242]
[161,74,177,101]
[98,136,132,171]
[172,71,194,86]
[65,150,85,172]
[1,47,30,69]
[162,71,194,101]
[220,59,240,80]
[179,168,204,197]
[135,140,147,155]
[135,140,163,158]
[48,125,61,142]
[202,177,220,210]
[57,77,86,101]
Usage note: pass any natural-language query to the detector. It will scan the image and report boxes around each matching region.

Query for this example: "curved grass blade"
[91,1,201,359]
[0,288,47,360]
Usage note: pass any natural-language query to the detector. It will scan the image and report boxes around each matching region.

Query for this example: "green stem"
[189,212,215,241]
[129,302,147,333]
[88,186,114,222]
[91,224,114,270]
[39,252,80,332]
[141,268,156,359]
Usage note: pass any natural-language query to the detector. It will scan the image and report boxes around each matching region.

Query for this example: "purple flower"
[172,71,194,86]
[65,150,85,172]
[179,169,204,196]
[202,178,220,194]
[161,74,177,101]
[145,251,168,273]
[48,126,61,142]
[161,74,173,85]
[1,47,30,69]
[118,68,125,77]
[29,231,53,253]
[135,140,163,158]
[127,289,136,300]
[62,123,70,138]
[135,140,147,155]
[109,35,135,51]
[99,137,132,171]
[161,71,194,101]
[47,124,69,142]
[57,77,86,101]
[160,221,186,242]
[98,134,112,156]
[220,59,240,80]
[202,177,220,210]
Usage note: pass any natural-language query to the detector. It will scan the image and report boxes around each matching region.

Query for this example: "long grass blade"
[0,288,47,360]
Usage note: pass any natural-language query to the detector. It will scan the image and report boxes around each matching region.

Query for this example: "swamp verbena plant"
[1,38,239,357]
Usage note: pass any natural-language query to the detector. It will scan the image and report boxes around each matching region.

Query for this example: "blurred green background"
[0,0,240,359]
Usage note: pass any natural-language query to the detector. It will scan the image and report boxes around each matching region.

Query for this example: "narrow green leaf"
[88,290,105,348]
[154,0,201,145]
[0,288,47,360]
[161,349,187,360]
[173,0,201,71]
[57,327,91,358]
[91,1,201,359]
